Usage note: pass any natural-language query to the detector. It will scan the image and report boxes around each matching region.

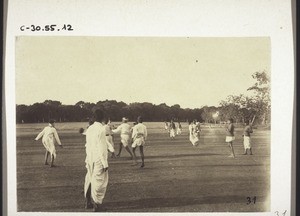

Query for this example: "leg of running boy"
[139,146,145,168]
[44,151,49,165]
[228,142,235,158]
[131,147,138,165]
[116,143,122,157]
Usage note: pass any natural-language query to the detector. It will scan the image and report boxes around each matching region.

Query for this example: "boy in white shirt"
[112,117,134,159]
[131,116,147,168]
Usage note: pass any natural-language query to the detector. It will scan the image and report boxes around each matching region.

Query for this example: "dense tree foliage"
[16,71,270,124]
[16,100,204,123]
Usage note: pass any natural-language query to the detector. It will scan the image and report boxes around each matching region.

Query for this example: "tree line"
[16,71,270,125]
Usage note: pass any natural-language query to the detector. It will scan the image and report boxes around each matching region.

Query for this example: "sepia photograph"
[4,0,295,215]
[15,36,271,212]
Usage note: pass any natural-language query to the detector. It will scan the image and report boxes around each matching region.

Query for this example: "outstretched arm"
[112,125,121,134]
[35,129,45,140]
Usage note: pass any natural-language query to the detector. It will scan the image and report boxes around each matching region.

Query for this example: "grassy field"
[16,122,270,212]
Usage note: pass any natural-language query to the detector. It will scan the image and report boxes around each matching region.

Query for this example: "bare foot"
[140,163,145,168]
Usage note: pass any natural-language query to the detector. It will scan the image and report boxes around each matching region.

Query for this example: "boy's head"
[88,118,95,126]
[227,118,233,124]
[49,119,55,125]
[93,109,104,122]
[102,117,109,124]
[137,116,143,123]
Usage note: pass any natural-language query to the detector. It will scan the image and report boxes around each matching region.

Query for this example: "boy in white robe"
[189,120,199,146]
[112,117,134,159]
[84,109,109,212]
[176,122,182,135]
[132,116,147,168]
[34,119,63,167]
[169,120,176,139]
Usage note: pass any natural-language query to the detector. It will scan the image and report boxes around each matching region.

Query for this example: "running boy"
[35,119,63,167]
[225,118,235,158]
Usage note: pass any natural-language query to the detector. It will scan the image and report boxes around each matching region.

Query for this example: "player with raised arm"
[112,117,135,159]
[34,119,63,167]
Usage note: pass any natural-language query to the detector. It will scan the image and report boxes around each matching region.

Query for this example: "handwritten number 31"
[246,196,256,205]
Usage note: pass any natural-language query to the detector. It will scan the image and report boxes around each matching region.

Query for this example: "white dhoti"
[243,136,251,149]
[225,136,235,143]
[189,133,199,146]
[84,160,108,204]
[120,134,130,147]
[42,137,56,158]
[132,136,145,148]
[176,128,182,135]
[170,129,176,138]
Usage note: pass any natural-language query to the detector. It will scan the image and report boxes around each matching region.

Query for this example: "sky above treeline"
[16,37,270,109]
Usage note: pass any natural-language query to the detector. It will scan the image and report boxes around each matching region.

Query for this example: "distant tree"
[201,106,218,123]
[247,70,270,124]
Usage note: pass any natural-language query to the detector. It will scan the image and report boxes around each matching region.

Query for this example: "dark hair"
[103,117,109,124]
[137,116,143,123]
[88,118,95,126]
[49,119,55,124]
[228,118,234,123]
[93,109,104,122]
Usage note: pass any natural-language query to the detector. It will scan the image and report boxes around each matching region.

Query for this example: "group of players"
[34,110,253,211]
[34,110,148,211]
[164,118,254,158]
[164,120,183,138]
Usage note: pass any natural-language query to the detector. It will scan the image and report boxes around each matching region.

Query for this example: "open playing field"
[16,122,270,212]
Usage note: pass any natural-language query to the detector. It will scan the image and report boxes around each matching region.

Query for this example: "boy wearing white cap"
[112,117,135,159]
